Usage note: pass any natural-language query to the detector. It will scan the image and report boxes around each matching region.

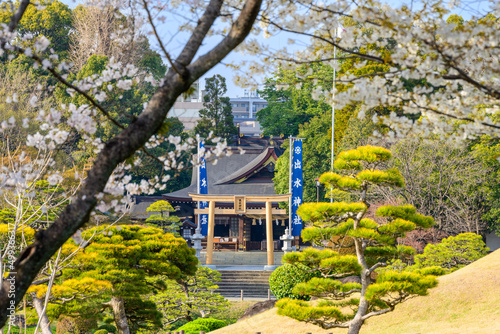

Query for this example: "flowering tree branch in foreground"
[0,0,262,326]
[239,0,500,140]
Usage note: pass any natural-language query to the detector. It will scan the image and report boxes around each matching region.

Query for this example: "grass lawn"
[212,249,500,334]
[211,301,258,325]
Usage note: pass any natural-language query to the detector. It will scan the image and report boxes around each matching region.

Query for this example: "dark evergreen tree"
[194,74,237,140]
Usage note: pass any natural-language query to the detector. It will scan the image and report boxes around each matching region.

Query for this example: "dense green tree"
[127,117,192,195]
[273,113,332,203]
[256,63,332,137]
[277,146,440,334]
[0,0,72,55]
[194,74,237,140]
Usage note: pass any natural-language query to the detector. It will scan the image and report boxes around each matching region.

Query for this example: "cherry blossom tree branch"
[261,18,384,64]
[0,0,262,326]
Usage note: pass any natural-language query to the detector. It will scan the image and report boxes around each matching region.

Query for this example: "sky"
[145,0,492,97]
[63,0,492,97]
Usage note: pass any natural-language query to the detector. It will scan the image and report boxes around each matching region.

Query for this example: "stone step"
[215,270,274,298]
[198,251,285,265]
[217,284,271,289]
[219,274,271,279]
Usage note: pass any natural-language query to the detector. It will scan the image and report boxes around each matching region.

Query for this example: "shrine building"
[161,136,296,252]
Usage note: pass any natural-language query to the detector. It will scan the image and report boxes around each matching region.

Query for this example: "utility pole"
[330,26,338,203]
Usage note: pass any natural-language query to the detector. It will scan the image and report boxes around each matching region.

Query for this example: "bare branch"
[261,18,384,64]
[142,0,182,76]
[0,0,263,326]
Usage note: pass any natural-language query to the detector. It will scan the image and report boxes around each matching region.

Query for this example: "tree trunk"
[106,297,130,334]
[349,197,370,334]
[0,0,263,327]
[180,282,193,322]
[32,296,52,334]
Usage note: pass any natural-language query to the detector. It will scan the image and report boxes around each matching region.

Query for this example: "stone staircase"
[216,270,275,299]
[199,251,284,265]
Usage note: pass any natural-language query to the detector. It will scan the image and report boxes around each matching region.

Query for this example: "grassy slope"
[212,249,500,334]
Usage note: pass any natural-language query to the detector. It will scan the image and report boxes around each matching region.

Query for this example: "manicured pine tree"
[146,200,181,235]
[54,225,198,334]
[277,145,442,334]
[150,266,229,328]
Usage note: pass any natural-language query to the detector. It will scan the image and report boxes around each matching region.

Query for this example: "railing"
[237,289,274,301]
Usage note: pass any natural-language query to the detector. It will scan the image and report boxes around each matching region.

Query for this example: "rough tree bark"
[348,187,369,334]
[104,297,130,334]
[32,296,52,334]
[0,0,262,326]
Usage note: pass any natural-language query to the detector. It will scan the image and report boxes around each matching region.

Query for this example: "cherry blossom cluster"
[235,0,500,141]
[0,0,235,216]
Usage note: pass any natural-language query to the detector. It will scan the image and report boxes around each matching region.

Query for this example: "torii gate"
[189,193,291,268]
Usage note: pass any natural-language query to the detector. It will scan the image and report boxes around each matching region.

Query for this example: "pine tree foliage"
[150,266,229,328]
[145,200,181,234]
[277,145,441,334]
[51,225,198,332]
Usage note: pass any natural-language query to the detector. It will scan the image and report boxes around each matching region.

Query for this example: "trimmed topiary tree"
[146,200,181,235]
[189,318,227,331]
[415,232,489,272]
[176,322,210,334]
[277,145,441,334]
[94,330,109,334]
[269,263,319,300]
[97,324,117,333]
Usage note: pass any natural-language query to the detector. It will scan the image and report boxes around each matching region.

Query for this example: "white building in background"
[168,81,204,131]
[169,84,266,136]
[230,89,267,137]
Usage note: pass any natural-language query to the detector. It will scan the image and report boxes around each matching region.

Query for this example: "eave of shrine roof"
[214,147,278,185]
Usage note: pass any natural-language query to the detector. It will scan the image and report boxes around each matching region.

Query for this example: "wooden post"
[238,217,244,250]
[265,201,274,266]
[206,201,216,265]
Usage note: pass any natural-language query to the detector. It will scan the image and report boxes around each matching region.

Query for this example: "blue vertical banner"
[291,140,303,236]
[198,141,208,236]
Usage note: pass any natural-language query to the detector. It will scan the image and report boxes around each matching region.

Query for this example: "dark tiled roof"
[129,196,170,219]
[163,143,282,202]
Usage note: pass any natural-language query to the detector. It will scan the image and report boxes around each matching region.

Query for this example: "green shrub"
[94,330,108,334]
[415,233,489,272]
[56,315,97,334]
[190,318,226,331]
[97,324,117,333]
[176,323,209,334]
[269,263,319,300]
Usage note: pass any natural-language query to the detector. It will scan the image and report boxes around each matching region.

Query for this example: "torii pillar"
[265,200,274,270]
